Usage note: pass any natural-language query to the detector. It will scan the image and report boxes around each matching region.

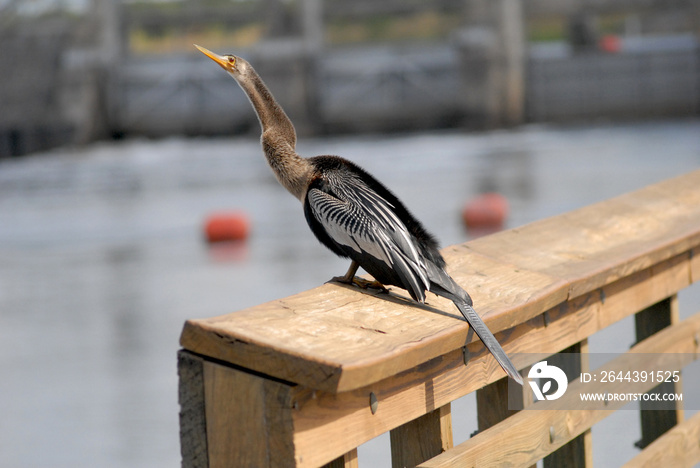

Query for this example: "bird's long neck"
[239,70,296,146]
[236,68,312,201]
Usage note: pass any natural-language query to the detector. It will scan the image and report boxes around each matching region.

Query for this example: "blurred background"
[1,0,699,467]
[2,0,700,151]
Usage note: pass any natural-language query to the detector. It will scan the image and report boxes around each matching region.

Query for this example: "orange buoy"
[462,193,508,232]
[599,35,621,53]
[204,211,250,243]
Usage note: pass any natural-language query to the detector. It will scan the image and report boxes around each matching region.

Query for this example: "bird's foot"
[331,275,389,294]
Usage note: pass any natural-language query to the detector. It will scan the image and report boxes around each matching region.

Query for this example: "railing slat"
[543,341,593,468]
[476,375,536,468]
[390,404,453,468]
[634,295,684,449]
[476,378,516,431]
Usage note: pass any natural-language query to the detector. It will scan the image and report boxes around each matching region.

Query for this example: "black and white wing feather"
[303,159,523,384]
[305,170,431,302]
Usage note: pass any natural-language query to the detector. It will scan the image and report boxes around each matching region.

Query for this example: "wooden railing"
[178,169,700,467]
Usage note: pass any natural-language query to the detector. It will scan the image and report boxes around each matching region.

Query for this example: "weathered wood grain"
[202,360,299,467]
[180,170,700,393]
[178,350,208,468]
[417,312,700,468]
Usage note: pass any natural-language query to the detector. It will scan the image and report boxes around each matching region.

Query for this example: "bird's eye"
[227,56,235,65]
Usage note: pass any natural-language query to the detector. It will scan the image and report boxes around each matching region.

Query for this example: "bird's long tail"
[428,268,523,385]
[453,299,523,385]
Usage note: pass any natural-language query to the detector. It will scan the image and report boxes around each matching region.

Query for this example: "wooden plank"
[390,404,453,468]
[623,410,700,468]
[543,341,592,468]
[475,371,538,467]
[180,170,700,393]
[178,350,209,468]
[286,255,693,467]
[416,312,700,468]
[476,378,515,432]
[634,296,684,449]
[202,360,298,467]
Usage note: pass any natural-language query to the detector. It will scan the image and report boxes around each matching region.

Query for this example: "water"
[1,119,699,467]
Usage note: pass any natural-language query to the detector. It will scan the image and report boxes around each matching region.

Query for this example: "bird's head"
[194,44,249,79]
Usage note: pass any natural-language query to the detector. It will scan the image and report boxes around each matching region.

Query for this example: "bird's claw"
[331,276,389,294]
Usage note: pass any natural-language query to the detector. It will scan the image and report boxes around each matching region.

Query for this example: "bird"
[194,45,523,385]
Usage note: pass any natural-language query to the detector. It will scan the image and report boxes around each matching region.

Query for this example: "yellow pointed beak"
[194,44,234,71]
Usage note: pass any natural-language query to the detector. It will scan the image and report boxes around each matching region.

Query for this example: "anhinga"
[195,45,523,385]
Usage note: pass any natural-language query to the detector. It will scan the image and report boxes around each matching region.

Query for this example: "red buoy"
[462,193,508,232]
[204,211,250,243]
[599,35,621,53]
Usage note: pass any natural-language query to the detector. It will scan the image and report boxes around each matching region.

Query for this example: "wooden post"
[301,0,324,52]
[543,340,593,468]
[178,350,299,467]
[390,404,453,468]
[456,0,525,128]
[262,0,292,38]
[476,341,592,467]
[476,377,520,431]
[456,0,497,129]
[475,366,533,467]
[300,0,323,135]
[495,0,525,126]
[634,296,684,449]
[178,350,208,468]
